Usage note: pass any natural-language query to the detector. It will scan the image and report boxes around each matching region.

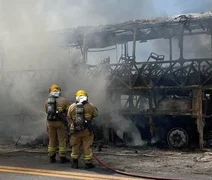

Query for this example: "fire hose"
[93,153,187,180]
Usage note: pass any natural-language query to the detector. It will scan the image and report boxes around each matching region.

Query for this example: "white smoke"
[0,0,186,145]
[109,112,146,146]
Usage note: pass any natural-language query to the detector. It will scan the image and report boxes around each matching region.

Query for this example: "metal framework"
[71,11,212,149]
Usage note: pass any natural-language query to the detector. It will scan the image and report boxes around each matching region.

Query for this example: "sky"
[153,0,212,16]
[47,0,212,29]
[1,0,212,31]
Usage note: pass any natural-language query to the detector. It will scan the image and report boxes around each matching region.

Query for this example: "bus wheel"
[167,127,189,149]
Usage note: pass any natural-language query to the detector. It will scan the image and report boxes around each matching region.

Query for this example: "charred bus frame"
[68,12,212,149]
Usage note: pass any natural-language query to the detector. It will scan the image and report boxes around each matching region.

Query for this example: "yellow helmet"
[75,90,88,97]
[49,84,61,93]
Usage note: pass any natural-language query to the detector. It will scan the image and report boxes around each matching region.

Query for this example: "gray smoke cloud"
[0,0,157,145]
[43,0,156,29]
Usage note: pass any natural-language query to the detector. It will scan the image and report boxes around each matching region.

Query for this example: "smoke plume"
[0,0,157,145]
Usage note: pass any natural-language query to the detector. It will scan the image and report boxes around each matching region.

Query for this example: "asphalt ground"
[1,145,212,180]
[0,150,142,180]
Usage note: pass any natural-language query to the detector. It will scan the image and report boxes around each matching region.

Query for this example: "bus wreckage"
[68,11,212,149]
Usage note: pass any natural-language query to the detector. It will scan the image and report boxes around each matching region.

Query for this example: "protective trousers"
[47,121,67,157]
[70,128,94,163]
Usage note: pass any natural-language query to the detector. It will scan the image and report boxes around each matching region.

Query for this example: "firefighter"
[45,84,70,163]
[67,90,98,169]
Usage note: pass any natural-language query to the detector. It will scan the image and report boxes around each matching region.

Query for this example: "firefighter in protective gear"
[67,90,98,169]
[45,84,70,164]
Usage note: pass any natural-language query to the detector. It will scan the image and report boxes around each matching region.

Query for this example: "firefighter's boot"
[60,157,70,163]
[50,154,56,163]
[71,159,79,169]
[84,163,95,169]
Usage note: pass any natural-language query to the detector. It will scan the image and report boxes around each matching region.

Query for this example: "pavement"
[1,145,212,180]
[0,173,70,180]
[0,146,143,180]
[0,166,139,180]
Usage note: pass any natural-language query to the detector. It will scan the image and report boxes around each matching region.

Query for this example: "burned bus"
[69,11,212,149]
